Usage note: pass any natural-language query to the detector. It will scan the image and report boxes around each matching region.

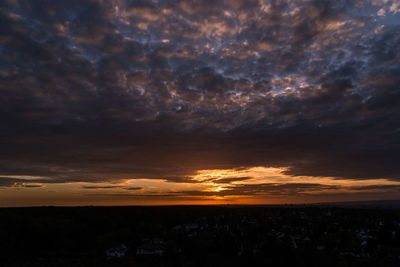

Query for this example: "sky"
[0,0,400,206]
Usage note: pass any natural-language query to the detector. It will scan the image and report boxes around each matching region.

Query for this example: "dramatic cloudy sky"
[1,0,400,206]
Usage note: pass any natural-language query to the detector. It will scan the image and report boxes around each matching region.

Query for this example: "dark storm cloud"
[0,178,26,187]
[123,186,142,190]
[19,184,43,188]
[178,183,341,197]
[82,185,126,189]
[213,177,252,184]
[0,177,44,188]
[0,0,399,186]
[92,183,341,198]
[349,185,400,191]
[82,185,142,190]
[85,183,341,198]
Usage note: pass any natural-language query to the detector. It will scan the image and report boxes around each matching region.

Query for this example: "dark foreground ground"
[1,204,400,266]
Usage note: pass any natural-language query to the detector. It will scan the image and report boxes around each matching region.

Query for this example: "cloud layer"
[0,0,399,200]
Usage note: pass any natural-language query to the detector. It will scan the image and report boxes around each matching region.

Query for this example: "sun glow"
[2,167,400,206]
[190,166,400,188]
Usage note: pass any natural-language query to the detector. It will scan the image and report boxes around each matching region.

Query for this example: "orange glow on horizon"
[2,167,400,207]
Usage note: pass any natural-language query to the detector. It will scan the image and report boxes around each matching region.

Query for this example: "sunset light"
[0,0,399,206]
[1,1,400,265]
